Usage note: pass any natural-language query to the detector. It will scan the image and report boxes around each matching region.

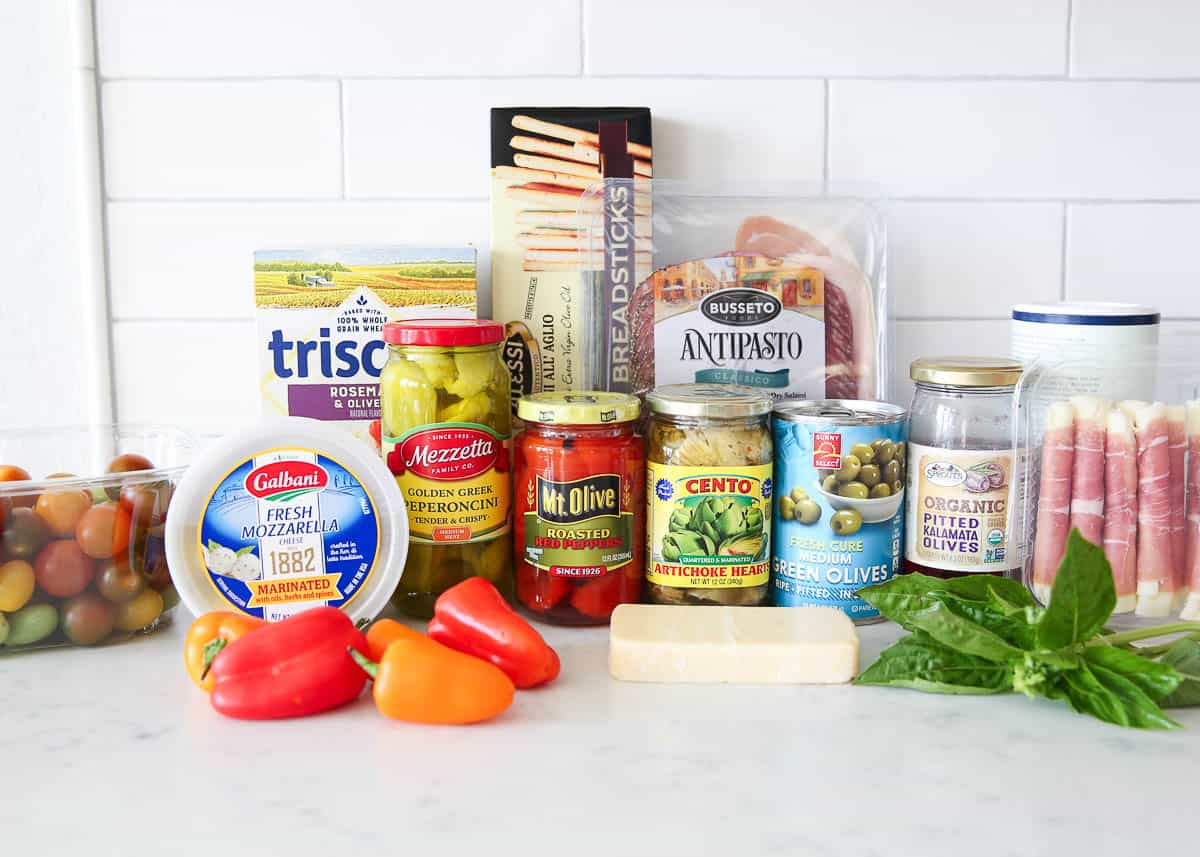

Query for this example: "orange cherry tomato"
[75,503,131,560]
[34,488,92,538]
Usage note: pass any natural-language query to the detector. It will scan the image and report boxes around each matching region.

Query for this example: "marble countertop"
[2,614,1195,856]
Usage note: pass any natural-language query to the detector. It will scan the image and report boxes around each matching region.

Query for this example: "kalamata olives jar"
[904,356,1024,580]
[379,320,513,618]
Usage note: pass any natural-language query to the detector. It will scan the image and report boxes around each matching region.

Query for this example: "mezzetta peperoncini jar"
[380,320,513,617]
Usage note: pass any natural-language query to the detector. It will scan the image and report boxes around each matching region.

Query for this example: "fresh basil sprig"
[856,530,1200,730]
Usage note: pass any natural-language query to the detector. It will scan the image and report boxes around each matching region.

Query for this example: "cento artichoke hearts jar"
[904,357,1024,580]
[645,384,774,606]
[514,392,644,625]
[380,320,513,618]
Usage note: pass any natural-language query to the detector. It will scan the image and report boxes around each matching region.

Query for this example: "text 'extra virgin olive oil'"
[770,400,908,624]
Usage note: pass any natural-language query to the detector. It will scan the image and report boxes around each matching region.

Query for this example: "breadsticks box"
[254,246,477,445]
[490,107,652,411]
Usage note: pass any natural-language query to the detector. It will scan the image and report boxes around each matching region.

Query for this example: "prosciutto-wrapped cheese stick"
[1069,396,1108,548]
[1134,403,1178,617]
[1182,402,1200,620]
[1167,405,1187,607]
[1102,408,1138,613]
[1032,401,1075,605]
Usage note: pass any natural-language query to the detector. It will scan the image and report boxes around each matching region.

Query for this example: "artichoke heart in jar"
[645,384,773,606]
[380,320,513,618]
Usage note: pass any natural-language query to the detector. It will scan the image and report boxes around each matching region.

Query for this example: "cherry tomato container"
[514,392,644,625]
[0,424,195,652]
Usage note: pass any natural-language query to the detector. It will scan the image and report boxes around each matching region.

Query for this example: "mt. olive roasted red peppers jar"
[904,357,1024,580]
[513,392,644,625]
[380,320,513,618]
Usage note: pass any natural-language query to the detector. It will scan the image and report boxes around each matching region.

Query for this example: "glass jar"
[379,319,513,618]
[513,392,644,625]
[904,356,1024,579]
[644,384,774,606]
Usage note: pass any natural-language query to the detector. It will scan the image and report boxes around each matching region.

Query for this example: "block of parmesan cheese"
[609,604,859,684]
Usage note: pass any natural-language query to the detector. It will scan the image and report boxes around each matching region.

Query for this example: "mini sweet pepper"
[352,630,514,725]
[208,606,369,720]
[184,611,264,692]
[427,576,560,689]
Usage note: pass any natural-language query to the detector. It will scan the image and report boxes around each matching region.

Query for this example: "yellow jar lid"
[910,356,1024,387]
[517,392,641,425]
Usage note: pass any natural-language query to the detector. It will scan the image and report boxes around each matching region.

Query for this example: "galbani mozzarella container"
[1014,343,1200,628]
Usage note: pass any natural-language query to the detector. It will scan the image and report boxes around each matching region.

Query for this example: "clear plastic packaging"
[1015,343,1200,627]
[0,424,195,652]
[578,180,890,405]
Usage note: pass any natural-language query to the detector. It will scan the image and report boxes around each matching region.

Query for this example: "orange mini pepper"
[365,618,424,661]
[351,634,514,725]
[184,611,264,692]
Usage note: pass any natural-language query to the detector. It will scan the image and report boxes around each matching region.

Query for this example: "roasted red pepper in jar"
[512,393,644,625]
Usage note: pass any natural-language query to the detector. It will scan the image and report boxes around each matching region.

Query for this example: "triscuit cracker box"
[254,246,477,445]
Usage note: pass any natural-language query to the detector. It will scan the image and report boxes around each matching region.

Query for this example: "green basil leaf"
[855,632,1014,695]
[1161,639,1200,708]
[1036,530,1116,649]
[859,572,1035,612]
[1043,664,1180,730]
[858,575,1036,655]
[1084,646,1181,702]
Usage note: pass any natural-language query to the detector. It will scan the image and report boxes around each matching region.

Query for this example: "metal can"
[770,400,908,623]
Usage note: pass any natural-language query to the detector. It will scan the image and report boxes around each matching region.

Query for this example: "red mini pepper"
[209,606,370,720]
[427,577,560,689]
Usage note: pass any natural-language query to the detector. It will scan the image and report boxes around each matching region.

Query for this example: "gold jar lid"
[516,392,640,425]
[646,384,773,419]
[910,356,1023,387]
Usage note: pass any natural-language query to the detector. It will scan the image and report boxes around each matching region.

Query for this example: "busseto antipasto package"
[578,183,889,403]
[1015,341,1200,626]
[489,107,652,412]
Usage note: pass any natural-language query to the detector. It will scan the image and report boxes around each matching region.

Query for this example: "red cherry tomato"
[104,454,154,500]
[34,539,95,598]
[75,503,131,560]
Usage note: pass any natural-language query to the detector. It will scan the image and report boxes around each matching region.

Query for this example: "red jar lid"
[383,319,504,347]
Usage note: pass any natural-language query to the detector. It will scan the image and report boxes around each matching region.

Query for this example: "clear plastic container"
[0,424,195,651]
[1014,343,1200,627]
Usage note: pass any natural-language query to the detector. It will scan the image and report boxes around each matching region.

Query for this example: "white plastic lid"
[1012,302,1160,326]
[165,417,407,623]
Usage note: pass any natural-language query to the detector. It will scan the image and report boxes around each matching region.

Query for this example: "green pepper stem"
[348,647,379,680]
[200,638,228,681]
[1090,622,1200,648]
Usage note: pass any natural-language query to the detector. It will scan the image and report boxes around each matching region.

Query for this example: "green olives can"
[770,400,907,623]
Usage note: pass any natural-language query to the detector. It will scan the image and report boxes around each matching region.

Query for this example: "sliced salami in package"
[578,182,890,404]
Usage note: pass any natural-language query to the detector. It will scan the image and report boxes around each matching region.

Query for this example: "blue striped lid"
[1012,302,1160,326]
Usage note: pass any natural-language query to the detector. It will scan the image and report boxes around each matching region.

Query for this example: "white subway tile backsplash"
[887,202,1062,318]
[891,320,1012,405]
[107,201,491,320]
[95,0,580,78]
[1072,1,1200,78]
[102,81,342,199]
[1066,204,1200,317]
[588,0,1067,77]
[830,81,1200,199]
[344,78,824,197]
[112,320,259,429]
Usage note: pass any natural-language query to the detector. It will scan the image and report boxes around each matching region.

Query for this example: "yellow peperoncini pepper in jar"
[379,320,513,617]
